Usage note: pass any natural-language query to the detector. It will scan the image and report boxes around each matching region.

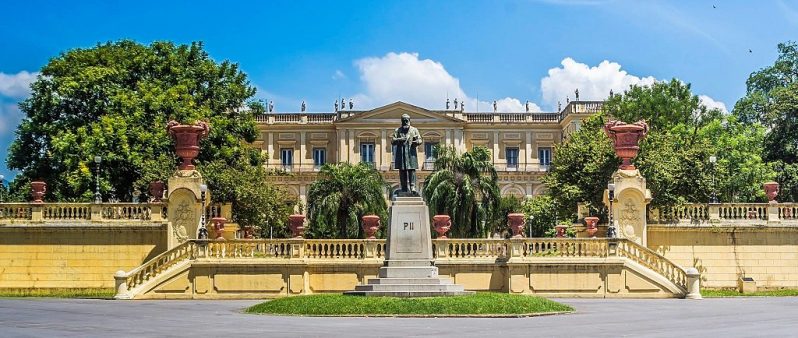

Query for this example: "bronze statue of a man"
[392,114,423,195]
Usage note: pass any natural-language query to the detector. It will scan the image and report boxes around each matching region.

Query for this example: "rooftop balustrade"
[648,202,798,225]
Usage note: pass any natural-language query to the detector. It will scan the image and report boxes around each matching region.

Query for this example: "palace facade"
[253,100,603,207]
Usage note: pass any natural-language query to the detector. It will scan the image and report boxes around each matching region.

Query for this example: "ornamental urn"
[432,215,452,239]
[604,120,649,170]
[584,216,599,238]
[361,215,381,239]
[211,217,226,240]
[555,224,568,238]
[167,120,210,171]
[288,214,306,238]
[508,213,526,238]
[148,181,165,202]
[30,181,47,203]
[764,182,780,203]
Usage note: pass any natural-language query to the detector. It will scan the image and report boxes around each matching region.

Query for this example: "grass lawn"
[0,288,116,299]
[246,292,573,317]
[702,289,798,298]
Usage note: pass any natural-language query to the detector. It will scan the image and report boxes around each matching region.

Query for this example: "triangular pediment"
[335,101,465,125]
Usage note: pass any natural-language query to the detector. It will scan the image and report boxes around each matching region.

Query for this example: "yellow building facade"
[253,100,602,206]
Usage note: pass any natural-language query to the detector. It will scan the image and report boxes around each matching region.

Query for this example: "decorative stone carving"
[172,200,194,243]
[167,120,210,171]
[432,214,451,239]
[619,198,641,243]
[30,181,46,203]
[764,182,779,203]
[361,215,380,239]
[508,213,526,238]
[288,214,306,238]
[148,181,165,202]
[604,168,652,246]
[604,120,648,170]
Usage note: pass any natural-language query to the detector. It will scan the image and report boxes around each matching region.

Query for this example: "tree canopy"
[734,41,798,201]
[7,40,261,201]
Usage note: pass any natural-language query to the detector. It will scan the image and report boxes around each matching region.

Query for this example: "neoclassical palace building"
[253,100,602,206]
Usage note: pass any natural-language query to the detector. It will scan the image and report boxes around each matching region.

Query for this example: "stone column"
[604,169,652,246]
[299,131,306,170]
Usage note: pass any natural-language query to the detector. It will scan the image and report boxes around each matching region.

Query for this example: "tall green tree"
[422,145,500,238]
[7,40,260,201]
[306,163,389,239]
[734,41,798,201]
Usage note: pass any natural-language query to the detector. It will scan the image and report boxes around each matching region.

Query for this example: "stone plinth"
[166,170,205,249]
[604,169,652,246]
[346,197,472,297]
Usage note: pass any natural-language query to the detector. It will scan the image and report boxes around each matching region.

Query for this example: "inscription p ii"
[403,222,415,230]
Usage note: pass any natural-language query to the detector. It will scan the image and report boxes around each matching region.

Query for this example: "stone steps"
[366,277,454,285]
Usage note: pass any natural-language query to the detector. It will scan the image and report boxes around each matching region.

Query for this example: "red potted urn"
[211,217,226,240]
[764,182,780,203]
[508,213,526,238]
[361,215,381,239]
[288,214,306,238]
[167,120,210,171]
[604,120,649,170]
[30,181,47,203]
[555,224,568,238]
[148,181,165,202]
[243,226,255,239]
[432,215,452,239]
[584,216,599,238]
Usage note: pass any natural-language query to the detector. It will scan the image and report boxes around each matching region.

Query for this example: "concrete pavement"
[0,297,796,337]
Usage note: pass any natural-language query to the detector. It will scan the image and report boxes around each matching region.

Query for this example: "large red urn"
[30,181,47,203]
[148,181,165,202]
[288,214,306,238]
[604,120,649,170]
[167,120,210,170]
[361,215,381,239]
[211,217,226,240]
[584,216,599,238]
[764,182,780,203]
[508,213,526,238]
[432,215,452,239]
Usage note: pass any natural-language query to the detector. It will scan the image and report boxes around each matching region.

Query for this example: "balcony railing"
[648,202,798,225]
[0,202,165,224]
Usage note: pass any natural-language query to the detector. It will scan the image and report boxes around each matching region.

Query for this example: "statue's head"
[401,114,410,127]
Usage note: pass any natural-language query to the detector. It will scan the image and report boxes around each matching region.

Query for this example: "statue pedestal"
[345,197,472,297]
[165,170,205,249]
[604,169,652,246]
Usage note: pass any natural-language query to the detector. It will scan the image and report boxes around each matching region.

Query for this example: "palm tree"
[422,145,500,238]
[306,163,389,239]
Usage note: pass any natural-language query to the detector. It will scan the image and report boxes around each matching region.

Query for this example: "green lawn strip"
[0,288,116,299]
[702,289,798,297]
[246,293,573,316]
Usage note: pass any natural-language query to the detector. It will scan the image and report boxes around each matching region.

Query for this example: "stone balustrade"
[649,202,798,225]
[0,202,165,224]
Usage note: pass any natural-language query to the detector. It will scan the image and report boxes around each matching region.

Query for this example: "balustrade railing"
[649,202,798,224]
[433,239,508,259]
[0,203,33,220]
[519,238,609,258]
[101,203,152,221]
[617,239,687,290]
[0,202,162,224]
[124,240,197,291]
[42,203,91,221]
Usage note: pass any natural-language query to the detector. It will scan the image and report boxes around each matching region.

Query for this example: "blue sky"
[1,0,797,179]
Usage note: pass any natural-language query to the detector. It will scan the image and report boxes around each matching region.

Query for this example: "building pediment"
[335,101,465,126]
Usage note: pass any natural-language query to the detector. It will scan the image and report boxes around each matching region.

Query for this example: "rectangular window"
[539,147,552,169]
[280,148,293,171]
[313,148,326,169]
[506,147,519,170]
[424,142,439,160]
[360,143,375,165]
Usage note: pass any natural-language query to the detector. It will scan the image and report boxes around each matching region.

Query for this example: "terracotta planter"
[211,217,226,240]
[604,120,649,170]
[243,226,255,239]
[555,224,568,238]
[508,213,526,238]
[584,216,599,238]
[432,215,452,239]
[30,181,46,203]
[361,215,381,239]
[288,214,306,238]
[167,120,210,170]
[764,182,779,203]
[148,181,165,202]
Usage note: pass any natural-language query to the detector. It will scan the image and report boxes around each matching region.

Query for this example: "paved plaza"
[1,297,796,337]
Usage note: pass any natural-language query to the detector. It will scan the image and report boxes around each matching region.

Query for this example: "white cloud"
[699,95,728,113]
[0,103,24,134]
[0,71,38,98]
[540,57,657,108]
[354,52,541,112]
[332,69,347,80]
